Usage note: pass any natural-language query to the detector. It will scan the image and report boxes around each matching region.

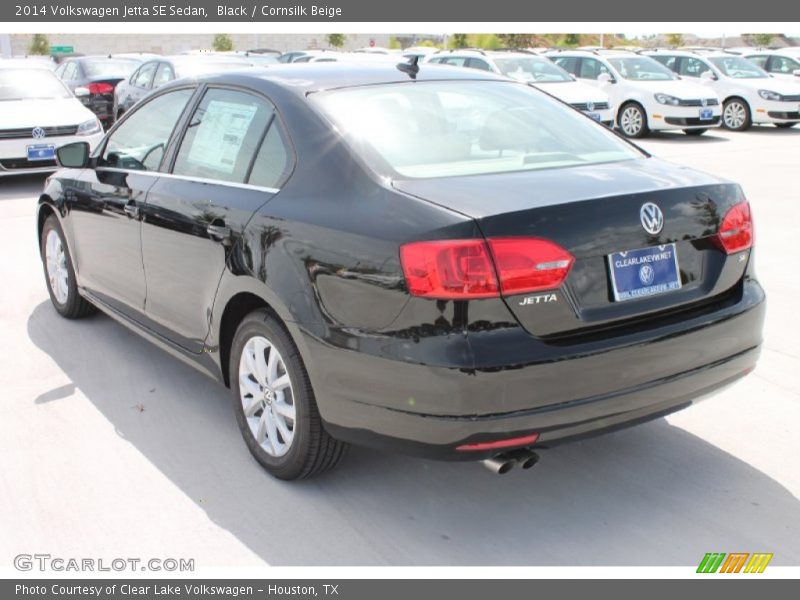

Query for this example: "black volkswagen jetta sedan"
[37,62,765,479]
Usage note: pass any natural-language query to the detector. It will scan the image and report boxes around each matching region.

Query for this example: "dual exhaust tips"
[481,448,540,475]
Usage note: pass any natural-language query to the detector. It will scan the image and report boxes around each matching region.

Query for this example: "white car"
[546,50,722,137]
[426,50,615,126]
[644,50,800,130]
[740,49,800,82]
[0,63,104,176]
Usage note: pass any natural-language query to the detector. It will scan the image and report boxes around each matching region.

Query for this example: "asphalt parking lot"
[1,125,798,568]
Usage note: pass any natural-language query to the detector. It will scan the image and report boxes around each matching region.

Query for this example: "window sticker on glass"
[186,100,258,174]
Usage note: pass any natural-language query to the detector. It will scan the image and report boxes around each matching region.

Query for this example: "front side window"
[678,57,711,78]
[578,58,612,80]
[133,62,157,88]
[312,80,643,179]
[99,88,193,171]
[153,63,174,88]
[607,57,676,81]
[708,56,768,79]
[769,56,800,74]
[172,88,274,184]
[468,58,493,71]
[551,56,578,75]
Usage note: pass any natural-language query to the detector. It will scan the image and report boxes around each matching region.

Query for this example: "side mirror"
[700,70,716,81]
[597,72,614,84]
[794,69,800,77]
[74,86,90,98]
[56,142,90,169]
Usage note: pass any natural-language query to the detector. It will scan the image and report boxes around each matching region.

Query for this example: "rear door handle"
[207,223,232,242]
[123,202,139,219]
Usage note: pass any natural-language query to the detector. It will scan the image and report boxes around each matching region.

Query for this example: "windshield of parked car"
[608,57,677,80]
[708,56,769,79]
[493,57,573,83]
[0,68,71,100]
[83,59,139,78]
[312,80,643,179]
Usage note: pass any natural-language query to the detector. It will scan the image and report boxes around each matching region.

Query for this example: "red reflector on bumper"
[456,433,539,452]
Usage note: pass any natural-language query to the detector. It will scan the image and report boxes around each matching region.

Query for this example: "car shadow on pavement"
[642,131,730,144]
[27,301,800,566]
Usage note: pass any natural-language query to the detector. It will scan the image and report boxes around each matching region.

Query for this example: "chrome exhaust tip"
[507,448,540,470]
[481,454,516,475]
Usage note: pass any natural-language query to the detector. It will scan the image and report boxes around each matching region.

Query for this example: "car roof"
[545,49,639,59]
[186,61,507,95]
[433,49,546,59]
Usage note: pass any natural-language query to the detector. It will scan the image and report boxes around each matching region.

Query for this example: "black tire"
[684,128,708,136]
[40,214,96,319]
[617,102,649,138]
[722,98,752,131]
[229,309,348,480]
[775,122,797,129]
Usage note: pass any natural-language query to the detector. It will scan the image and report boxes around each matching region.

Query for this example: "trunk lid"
[393,157,749,338]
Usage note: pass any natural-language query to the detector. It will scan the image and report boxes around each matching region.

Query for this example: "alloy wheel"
[724,101,747,129]
[45,229,69,304]
[620,106,644,137]
[238,335,296,457]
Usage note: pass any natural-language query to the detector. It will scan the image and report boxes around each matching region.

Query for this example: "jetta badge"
[32,127,46,139]
[640,202,664,235]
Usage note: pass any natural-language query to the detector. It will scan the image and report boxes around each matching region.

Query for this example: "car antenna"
[397,55,420,79]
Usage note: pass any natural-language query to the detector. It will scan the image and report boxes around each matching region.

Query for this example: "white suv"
[740,49,800,82]
[546,49,721,138]
[426,50,614,126]
[644,49,800,130]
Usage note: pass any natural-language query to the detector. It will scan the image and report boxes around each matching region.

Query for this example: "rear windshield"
[0,68,71,100]
[708,56,768,79]
[83,59,139,78]
[311,80,642,179]
[494,57,573,83]
[608,57,677,81]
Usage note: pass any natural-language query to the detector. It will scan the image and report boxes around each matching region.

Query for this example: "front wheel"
[722,99,752,131]
[230,309,348,480]
[775,122,797,129]
[617,103,649,138]
[40,215,95,319]
[684,128,708,136]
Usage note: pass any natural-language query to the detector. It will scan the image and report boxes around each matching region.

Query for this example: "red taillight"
[399,239,499,299]
[86,83,114,95]
[400,237,574,299]
[488,237,574,295]
[456,433,540,452]
[714,201,753,254]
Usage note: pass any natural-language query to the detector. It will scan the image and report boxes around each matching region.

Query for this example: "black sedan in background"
[54,55,142,127]
[113,55,258,121]
[38,63,764,479]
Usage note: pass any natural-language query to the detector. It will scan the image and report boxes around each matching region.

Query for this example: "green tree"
[496,34,533,49]
[327,33,346,49]
[451,33,468,49]
[28,34,50,55]
[750,33,774,47]
[212,34,233,52]
[563,33,580,46]
[666,33,684,47]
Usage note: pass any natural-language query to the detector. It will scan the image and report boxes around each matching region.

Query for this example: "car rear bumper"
[307,278,765,460]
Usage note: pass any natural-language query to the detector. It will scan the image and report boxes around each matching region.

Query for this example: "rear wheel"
[722,98,752,131]
[40,215,95,319]
[618,103,649,138]
[230,309,348,480]
[775,122,797,129]
[684,128,708,136]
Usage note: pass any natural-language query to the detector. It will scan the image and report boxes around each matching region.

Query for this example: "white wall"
[8,33,391,56]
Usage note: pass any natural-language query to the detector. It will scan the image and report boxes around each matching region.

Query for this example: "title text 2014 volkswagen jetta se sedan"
[38,63,765,479]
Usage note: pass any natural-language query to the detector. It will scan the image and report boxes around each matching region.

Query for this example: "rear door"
[140,86,292,352]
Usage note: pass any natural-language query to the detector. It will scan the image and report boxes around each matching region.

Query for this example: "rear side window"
[468,58,493,71]
[99,88,193,171]
[248,121,293,188]
[172,88,273,184]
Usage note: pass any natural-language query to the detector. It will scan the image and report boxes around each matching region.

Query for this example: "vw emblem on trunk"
[31,127,46,139]
[586,101,595,112]
[640,202,664,235]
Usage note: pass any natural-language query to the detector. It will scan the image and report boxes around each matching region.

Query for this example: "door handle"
[207,223,232,242]
[123,202,139,219]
